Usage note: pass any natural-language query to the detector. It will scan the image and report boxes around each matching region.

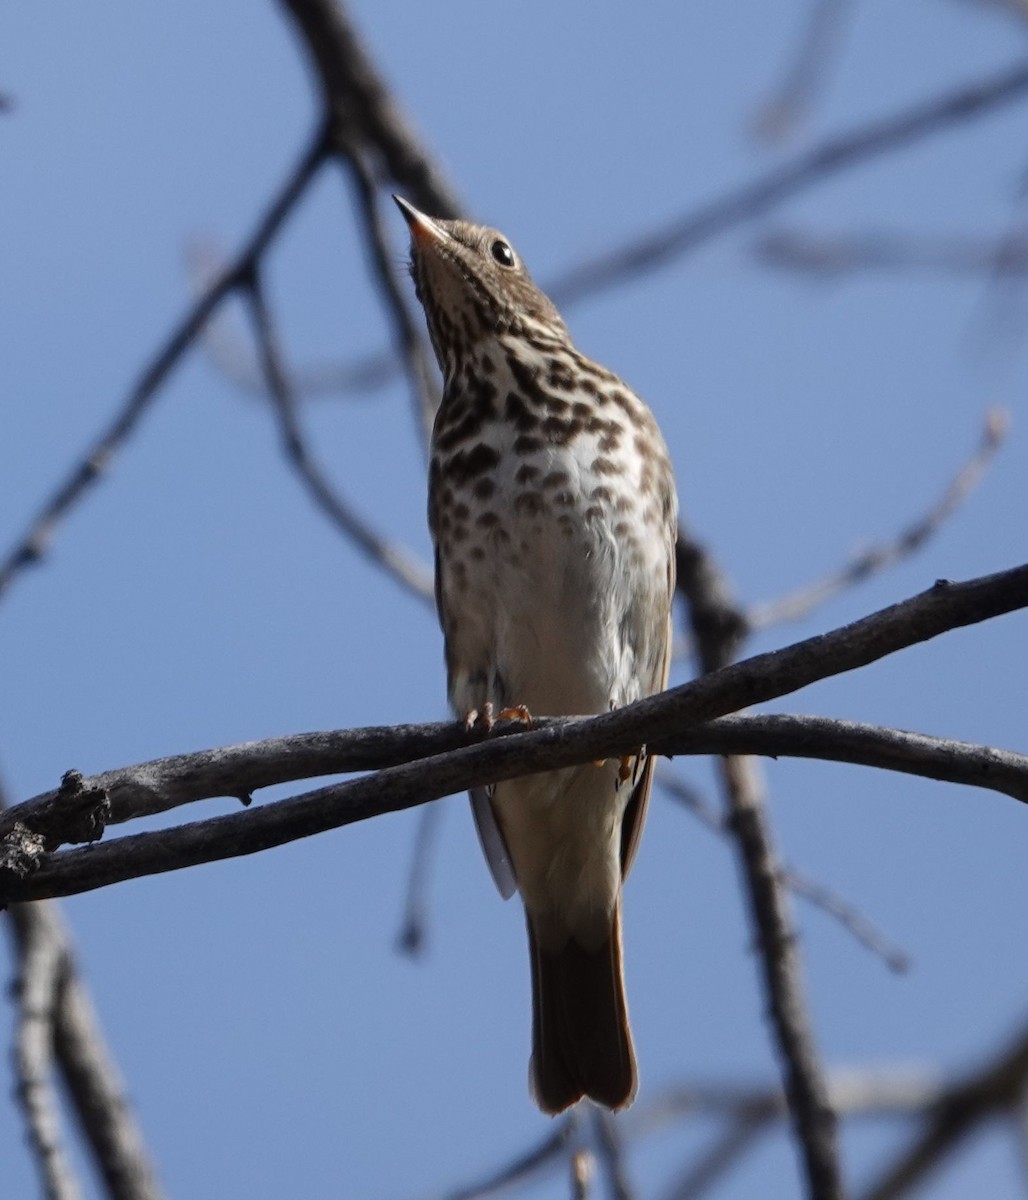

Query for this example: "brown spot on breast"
[572,401,593,421]
[515,463,539,484]
[480,355,495,374]
[453,502,470,520]
[514,492,545,516]
[505,392,539,431]
[598,429,622,453]
[473,477,495,499]
[591,457,619,475]
[476,511,500,528]
[514,435,543,454]
[542,470,569,489]
[444,443,501,488]
[469,546,485,561]
[554,491,574,507]
[543,416,577,445]
[584,505,604,521]
[590,485,613,503]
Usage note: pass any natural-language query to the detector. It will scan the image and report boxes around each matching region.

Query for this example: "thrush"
[396,196,677,1114]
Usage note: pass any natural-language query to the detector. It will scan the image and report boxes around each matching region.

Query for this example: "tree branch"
[749,410,1009,631]
[4,564,1026,900]
[550,58,1028,305]
[243,269,434,604]
[858,1023,1028,1200]
[677,522,841,1198]
[11,906,82,1200]
[0,126,329,605]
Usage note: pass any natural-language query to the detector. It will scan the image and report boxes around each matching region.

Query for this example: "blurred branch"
[186,240,397,401]
[550,57,1028,305]
[431,1118,574,1200]
[243,269,434,604]
[2,772,165,1200]
[12,907,81,1200]
[395,801,445,956]
[676,526,840,1199]
[858,1022,1028,1200]
[749,409,1009,631]
[661,1117,766,1200]
[757,227,1028,276]
[217,57,1028,404]
[781,862,910,974]
[335,144,440,447]
[279,0,463,220]
[660,771,910,972]
[5,559,1028,902]
[0,126,329,606]
[591,1109,635,1200]
[754,0,856,143]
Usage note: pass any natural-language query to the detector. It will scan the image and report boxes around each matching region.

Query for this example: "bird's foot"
[496,704,533,728]
[463,702,495,732]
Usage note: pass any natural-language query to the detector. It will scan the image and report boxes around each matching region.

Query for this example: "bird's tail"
[527,904,637,1114]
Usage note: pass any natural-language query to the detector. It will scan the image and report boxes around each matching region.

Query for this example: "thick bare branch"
[8,711,1028,848]
[3,563,1027,902]
[0,128,328,606]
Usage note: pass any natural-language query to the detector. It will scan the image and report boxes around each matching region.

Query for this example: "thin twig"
[337,146,440,448]
[858,1023,1028,1200]
[780,864,910,973]
[660,771,911,973]
[243,270,434,604]
[0,127,329,605]
[757,227,1028,277]
[749,410,1009,631]
[754,0,857,143]
[395,801,445,956]
[591,1109,635,1200]
[661,1117,767,1200]
[186,239,396,400]
[550,58,1028,305]
[432,1119,573,1200]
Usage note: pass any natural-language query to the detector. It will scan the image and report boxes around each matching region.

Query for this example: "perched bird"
[396,196,677,1114]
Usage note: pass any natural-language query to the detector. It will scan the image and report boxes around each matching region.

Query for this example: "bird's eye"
[491,239,516,268]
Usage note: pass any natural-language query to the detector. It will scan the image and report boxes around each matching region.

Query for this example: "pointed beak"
[393,194,447,249]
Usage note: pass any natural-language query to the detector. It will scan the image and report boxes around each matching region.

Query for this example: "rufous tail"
[527,904,637,1114]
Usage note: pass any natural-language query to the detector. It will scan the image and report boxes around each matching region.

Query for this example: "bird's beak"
[393,194,447,249]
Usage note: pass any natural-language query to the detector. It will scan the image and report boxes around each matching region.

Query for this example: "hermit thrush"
[397,196,677,1113]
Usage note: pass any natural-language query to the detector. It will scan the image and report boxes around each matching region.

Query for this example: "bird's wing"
[471,787,518,899]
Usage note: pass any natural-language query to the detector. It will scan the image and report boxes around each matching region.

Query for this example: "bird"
[396,195,677,1114]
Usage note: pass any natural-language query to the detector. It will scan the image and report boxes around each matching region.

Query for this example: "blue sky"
[3,3,1028,1197]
